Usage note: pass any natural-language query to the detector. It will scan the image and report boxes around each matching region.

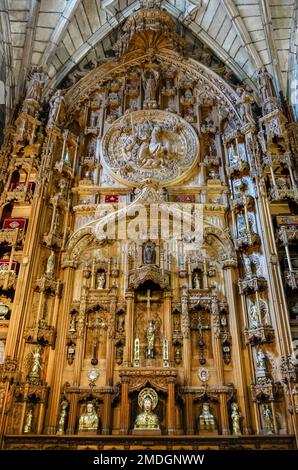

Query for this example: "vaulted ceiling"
[0,0,297,120]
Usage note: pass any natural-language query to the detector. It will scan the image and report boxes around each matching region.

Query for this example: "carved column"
[181,286,191,384]
[106,287,117,385]
[219,392,230,435]
[211,297,224,384]
[66,392,78,434]
[45,262,76,434]
[102,388,114,435]
[119,378,129,434]
[184,391,194,435]
[223,259,252,434]
[163,291,173,361]
[167,378,176,435]
[123,291,134,366]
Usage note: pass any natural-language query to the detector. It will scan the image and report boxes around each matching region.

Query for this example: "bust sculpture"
[78,402,99,432]
[134,388,160,431]
[199,403,216,431]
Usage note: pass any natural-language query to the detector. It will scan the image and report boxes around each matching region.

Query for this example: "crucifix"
[137,288,160,359]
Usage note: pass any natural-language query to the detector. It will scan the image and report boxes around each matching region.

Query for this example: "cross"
[137,289,159,320]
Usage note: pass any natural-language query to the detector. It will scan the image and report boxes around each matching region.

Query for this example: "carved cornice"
[0,270,17,290]
[238,275,268,294]
[23,320,56,347]
[0,228,25,246]
[14,383,50,402]
[128,265,170,290]
[33,275,63,297]
[250,381,283,403]
[244,325,275,345]
[119,368,177,392]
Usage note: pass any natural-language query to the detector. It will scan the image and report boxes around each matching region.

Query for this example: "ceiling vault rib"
[16,0,41,102]
[40,0,82,67]
[220,0,262,70]
[258,0,283,94]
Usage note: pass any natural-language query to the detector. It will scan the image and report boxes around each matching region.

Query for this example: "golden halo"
[138,387,158,410]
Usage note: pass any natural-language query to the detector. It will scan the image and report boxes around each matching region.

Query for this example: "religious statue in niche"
[192,270,202,289]
[257,66,276,102]
[96,271,106,289]
[249,302,260,328]
[146,320,155,359]
[199,403,216,431]
[143,242,156,265]
[262,404,275,433]
[142,67,160,107]
[45,250,56,278]
[23,406,34,433]
[231,402,242,435]
[28,344,42,381]
[78,402,99,432]
[236,87,256,125]
[56,399,69,435]
[134,388,160,430]
[48,89,65,125]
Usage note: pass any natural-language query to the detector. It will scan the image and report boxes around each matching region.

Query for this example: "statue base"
[132,429,161,436]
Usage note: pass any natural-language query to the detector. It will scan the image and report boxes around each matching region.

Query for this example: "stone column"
[167,378,176,435]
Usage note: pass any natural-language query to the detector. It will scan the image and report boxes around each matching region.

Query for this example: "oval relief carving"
[100,110,199,187]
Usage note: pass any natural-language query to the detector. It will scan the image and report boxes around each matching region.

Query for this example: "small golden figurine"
[231,402,242,435]
[56,399,68,435]
[134,388,160,430]
[23,407,33,433]
[263,404,275,434]
[78,402,99,432]
[29,344,42,381]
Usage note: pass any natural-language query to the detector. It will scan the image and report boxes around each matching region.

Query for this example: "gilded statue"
[146,320,155,359]
[29,344,42,380]
[56,399,68,435]
[23,407,33,433]
[231,402,242,435]
[134,388,160,430]
[199,403,216,431]
[263,404,275,433]
[78,402,99,432]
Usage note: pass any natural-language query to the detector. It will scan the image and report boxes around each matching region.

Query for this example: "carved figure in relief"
[134,388,160,430]
[231,402,242,435]
[78,402,99,432]
[199,403,216,431]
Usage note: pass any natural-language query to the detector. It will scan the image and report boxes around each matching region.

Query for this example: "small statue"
[25,70,45,101]
[142,67,160,102]
[48,89,65,125]
[231,402,242,435]
[257,66,276,102]
[23,407,33,433]
[46,250,55,278]
[69,317,76,333]
[249,303,260,328]
[96,271,106,289]
[143,242,156,265]
[29,344,42,380]
[146,320,155,359]
[263,404,275,433]
[193,271,202,289]
[78,402,99,432]
[56,399,68,435]
[134,388,160,430]
[199,403,216,431]
[256,349,266,371]
[236,87,256,125]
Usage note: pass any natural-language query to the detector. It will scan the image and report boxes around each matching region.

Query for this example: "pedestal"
[132,429,161,436]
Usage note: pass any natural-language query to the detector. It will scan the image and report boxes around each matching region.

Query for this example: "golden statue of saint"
[78,402,99,432]
[134,388,160,430]
[231,402,242,435]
